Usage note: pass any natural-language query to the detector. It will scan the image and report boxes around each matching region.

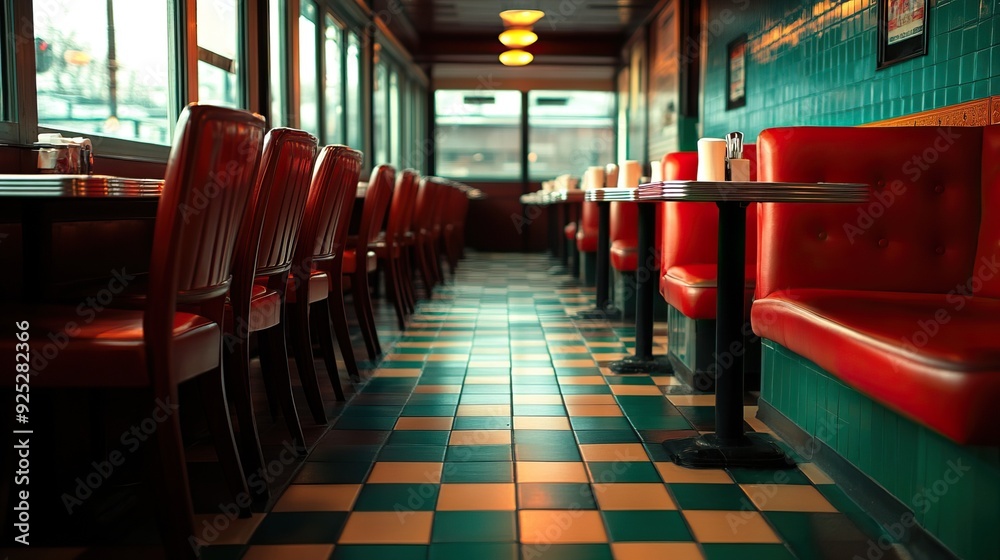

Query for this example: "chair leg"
[352,269,382,359]
[311,298,346,401]
[222,337,268,506]
[198,368,251,517]
[147,391,198,560]
[258,325,308,451]
[401,247,417,312]
[386,255,407,330]
[329,273,362,381]
[416,241,435,299]
[286,301,329,425]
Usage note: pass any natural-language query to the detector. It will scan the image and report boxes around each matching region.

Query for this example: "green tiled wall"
[703,0,996,139]
[760,340,1000,560]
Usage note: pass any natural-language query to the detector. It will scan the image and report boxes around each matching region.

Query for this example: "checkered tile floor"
[1,252,914,560]
[188,253,908,560]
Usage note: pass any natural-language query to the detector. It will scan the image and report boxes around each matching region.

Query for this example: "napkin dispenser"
[36,133,93,174]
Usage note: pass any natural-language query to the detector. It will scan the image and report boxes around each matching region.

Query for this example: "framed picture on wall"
[726,35,747,110]
[877,0,929,69]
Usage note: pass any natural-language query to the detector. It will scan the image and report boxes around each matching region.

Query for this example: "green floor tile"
[728,468,811,485]
[514,443,581,461]
[518,483,596,509]
[459,394,512,405]
[294,461,372,483]
[388,430,452,445]
[602,510,692,541]
[604,376,656,385]
[513,404,568,416]
[555,367,601,376]
[669,483,754,510]
[627,415,692,430]
[333,416,399,430]
[431,543,519,560]
[378,445,448,462]
[519,544,612,560]
[354,483,439,511]
[586,461,661,483]
[641,443,673,462]
[441,461,514,482]
[333,545,428,560]
[513,384,562,394]
[432,511,517,542]
[764,512,880,560]
[249,512,348,543]
[401,405,459,417]
[453,416,513,430]
[446,444,513,462]
[382,360,426,368]
[574,430,640,444]
[701,544,797,560]
[460,384,512,394]
[408,394,461,405]
[559,385,612,394]
[514,430,578,446]
[570,417,632,430]
[339,405,405,417]
[418,376,466,385]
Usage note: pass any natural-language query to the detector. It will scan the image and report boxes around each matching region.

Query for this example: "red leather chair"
[373,168,419,329]
[442,183,468,276]
[346,165,394,359]
[414,177,445,296]
[225,128,317,492]
[1,105,265,559]
[658,147,757,389]
[287,146,364,388]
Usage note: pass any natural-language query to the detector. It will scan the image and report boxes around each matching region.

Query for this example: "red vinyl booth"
[752,126,1000,446]
[658,147,758,389]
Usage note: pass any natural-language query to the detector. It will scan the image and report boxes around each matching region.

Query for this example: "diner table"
[587,179,869,468]
[0,174,165,302]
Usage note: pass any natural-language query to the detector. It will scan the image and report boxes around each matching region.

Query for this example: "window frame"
[433,88,525,182]
[320,10,345,145]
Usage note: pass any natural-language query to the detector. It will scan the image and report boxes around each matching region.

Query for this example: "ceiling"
[383,0,662,64]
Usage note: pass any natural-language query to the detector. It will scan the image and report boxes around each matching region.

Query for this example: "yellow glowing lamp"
[499,9,544,27]
[499,49,533,67]
[499,28,538,48]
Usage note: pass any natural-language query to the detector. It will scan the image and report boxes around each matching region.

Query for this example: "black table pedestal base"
[609,354,673,374]
[663,433,793,469]
[574,305,622,320]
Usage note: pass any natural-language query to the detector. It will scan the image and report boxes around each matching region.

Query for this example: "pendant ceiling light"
[499,49,534,67]
[499,28,538,48]
[499,9,545,27]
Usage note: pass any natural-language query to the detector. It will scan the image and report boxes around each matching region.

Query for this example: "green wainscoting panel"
[760,340,1000,560]
[703,0,997,139]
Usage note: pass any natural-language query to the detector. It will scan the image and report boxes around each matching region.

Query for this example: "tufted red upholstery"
[658,146,758,319]
[752,126,1000,444]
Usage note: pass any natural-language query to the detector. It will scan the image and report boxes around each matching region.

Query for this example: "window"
[372,55,388,165]
[298,0,319,136]
[389,67,401,166]
[434,89,522,180]
[323,14,344,145]
[269,0,285,126]
[528,91,615,181]
[34,0,171,144]
[197,0,241,108]
[345,32,361,150]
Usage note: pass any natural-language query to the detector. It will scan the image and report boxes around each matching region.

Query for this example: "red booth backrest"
[756,127,984,299]
[660,145,758,277]
[977,126,1000,299]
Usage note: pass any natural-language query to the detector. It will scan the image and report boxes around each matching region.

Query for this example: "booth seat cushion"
[576,201,599,253]
[564,222,577,241]
[286,270,330,304]
[610,240,636,271]
[663,264,756,320]
[752,289,1000,444]
[577,228,598,252]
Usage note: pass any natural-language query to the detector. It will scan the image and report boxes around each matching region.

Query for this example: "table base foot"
[574,306,622,321]
[662,433,794,469]
[609,355,673,374]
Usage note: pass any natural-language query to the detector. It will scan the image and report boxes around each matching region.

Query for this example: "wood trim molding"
[863,96,1000,127]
